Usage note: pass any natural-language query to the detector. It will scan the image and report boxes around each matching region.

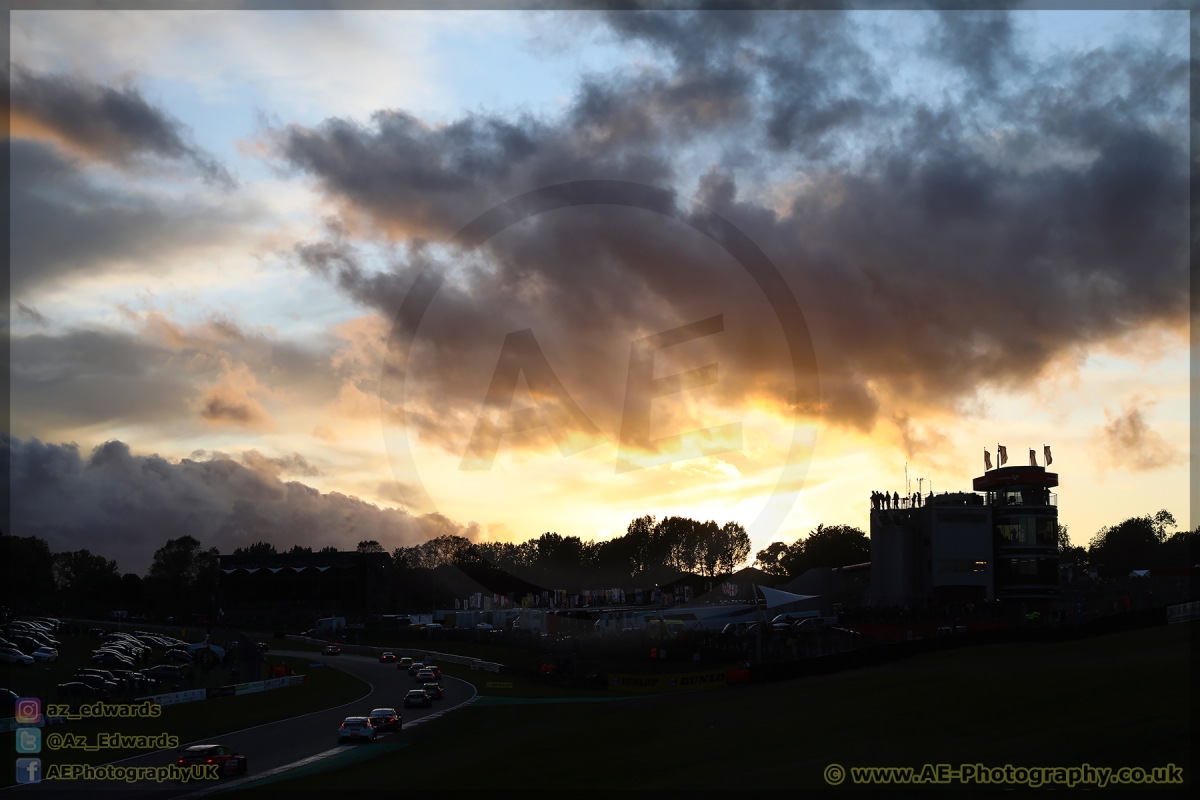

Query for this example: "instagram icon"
[15,698,41,725]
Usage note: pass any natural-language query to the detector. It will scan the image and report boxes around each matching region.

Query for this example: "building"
[218,550,392,623]
[870,465,1060,606]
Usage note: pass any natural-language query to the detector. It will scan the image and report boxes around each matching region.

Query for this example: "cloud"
[1095,399,1184,472]
[928,10,1023,94]
[15,303,50,327]
[4,435,442,574]
[10,66,235,186]
[240,450,321,479]
[10,312,331,439]
[9,139,252,296]
[273,12,1186,448]
[196,361,277,431]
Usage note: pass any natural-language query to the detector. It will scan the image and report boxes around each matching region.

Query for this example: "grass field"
[1,654,368,787]
[247,622,1193,792]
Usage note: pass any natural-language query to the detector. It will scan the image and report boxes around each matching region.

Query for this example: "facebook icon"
[16,758,41,784]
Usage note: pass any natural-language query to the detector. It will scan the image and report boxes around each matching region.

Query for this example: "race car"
[337,717,377,744]
[176,745,247,777]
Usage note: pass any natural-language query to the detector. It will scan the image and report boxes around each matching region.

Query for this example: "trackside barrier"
[1167,601,1199,624]
[286,635,505,673]
[135,675,305,706]
[134,689,207,707]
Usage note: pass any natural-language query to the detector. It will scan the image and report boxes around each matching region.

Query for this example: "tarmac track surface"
[11,650,475,798]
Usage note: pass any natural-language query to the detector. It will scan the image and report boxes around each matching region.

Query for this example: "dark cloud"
[10,67,235,187]
[929,10,1024,94]
[241,450,321,479]
[9,139,248,295]
[15,303,49,327]
[1096,401,1183,472]
[5,435,434,573]
[10,318,332,436]
[275,13,1186,445]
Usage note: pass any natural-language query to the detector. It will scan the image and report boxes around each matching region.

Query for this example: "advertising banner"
[1167,601,1200,624]
[147,689,207,707]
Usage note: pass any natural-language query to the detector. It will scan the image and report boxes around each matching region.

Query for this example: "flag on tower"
[997,445,1008,466]
[1029,449,1037,467]
[1044,445,1053,466]
[984,449,993,470]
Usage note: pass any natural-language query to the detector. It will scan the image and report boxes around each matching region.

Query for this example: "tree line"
[1058,510,1197,578]
[1,534,220,619]
[230,515,756,589]
[5,508,1194,617]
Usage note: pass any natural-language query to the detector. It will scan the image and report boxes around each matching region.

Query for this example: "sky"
[6,8,1191,574]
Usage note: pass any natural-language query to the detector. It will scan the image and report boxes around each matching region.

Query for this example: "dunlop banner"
[609,669,731,693]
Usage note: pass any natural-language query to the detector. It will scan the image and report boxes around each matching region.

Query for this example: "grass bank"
[245,622,1193,792]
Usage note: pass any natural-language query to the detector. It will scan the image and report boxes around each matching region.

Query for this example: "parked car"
[337,717,376,744]
[0,688,20,716]
[421,682,444,700]
[379,652,396,663]
[403,689,432,708]
[32,647,59,663]
[57,681,108,698]
[24,631,59,648]
[176,744,247,776]
[8,637,42,654]
[92,651,136,669]
[322,645,341,656]
[0,647,33,665]
[163,649,194,664]
[368,707,401,732]
[110,669,156,691]
[256,643,270,653]
[142,664,186,681]
[74,674,119,693]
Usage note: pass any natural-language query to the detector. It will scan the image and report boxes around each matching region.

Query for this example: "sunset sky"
[7,8,1191,574]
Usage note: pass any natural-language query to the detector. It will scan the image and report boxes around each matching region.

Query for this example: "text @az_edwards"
[41,764,220,783]
[45,732,178,751]
[823,763,1185,788]
[46,702,161,720]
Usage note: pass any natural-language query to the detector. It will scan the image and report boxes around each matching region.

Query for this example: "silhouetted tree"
[53,549,121,613]
[754,541,791,578]
[0,533,55,610]
[146,536,221,617]
[233,541,277,555]
[1089,510,1176,577]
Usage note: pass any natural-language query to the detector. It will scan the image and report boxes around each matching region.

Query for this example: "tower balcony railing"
[987,491,1056,508]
